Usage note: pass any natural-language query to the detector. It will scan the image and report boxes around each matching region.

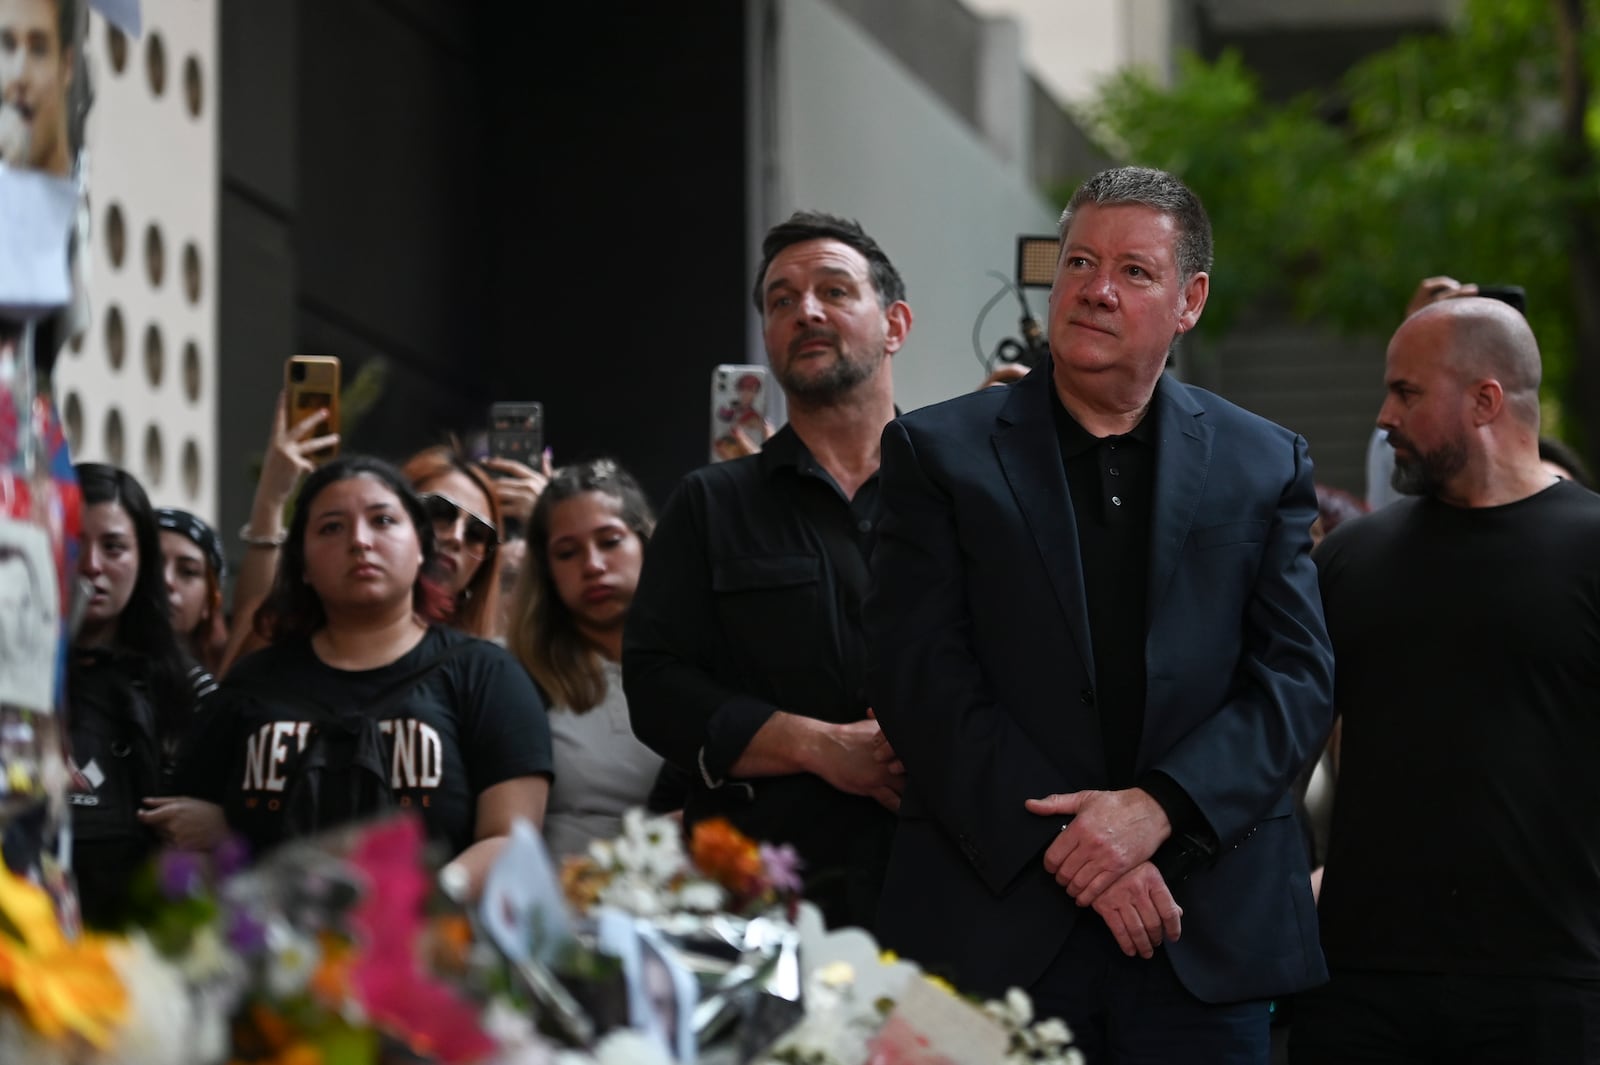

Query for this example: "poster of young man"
[0,0,78,176]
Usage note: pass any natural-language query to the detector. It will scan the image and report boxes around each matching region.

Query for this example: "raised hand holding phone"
[484,401,549,526]
[263,389,341,504]
[482,449,553,528]
[284,355,341,464]
[711,364,774,461]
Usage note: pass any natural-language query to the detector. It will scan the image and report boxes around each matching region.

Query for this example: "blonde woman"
[506,459,664,860]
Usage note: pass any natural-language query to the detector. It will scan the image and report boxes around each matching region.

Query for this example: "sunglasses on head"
[418,493,499,553]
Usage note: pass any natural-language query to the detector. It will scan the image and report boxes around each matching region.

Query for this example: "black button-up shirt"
[623,424,895,926]
[1051,389,1207,843]
[1052,391,1157,788]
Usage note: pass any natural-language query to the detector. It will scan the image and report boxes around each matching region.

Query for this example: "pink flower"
[759,843,805,896]
[345,816,494,1064]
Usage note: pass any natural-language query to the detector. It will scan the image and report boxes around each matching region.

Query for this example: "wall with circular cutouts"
[55,3,219,525]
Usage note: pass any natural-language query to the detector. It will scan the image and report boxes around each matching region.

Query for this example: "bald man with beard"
[1292,298,1600,1064]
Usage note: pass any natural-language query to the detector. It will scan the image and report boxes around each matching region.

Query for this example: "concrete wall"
[771,0,1062,414]
[58,0,218,522]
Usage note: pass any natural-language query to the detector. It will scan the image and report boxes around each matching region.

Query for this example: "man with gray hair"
[866,166,1334,1061]
[1292,298,1600,1064]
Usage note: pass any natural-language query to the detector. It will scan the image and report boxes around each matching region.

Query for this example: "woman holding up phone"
[505,459,667,860]
[227,388,530,657]
[221,390,341,674]
[178,455,551,898]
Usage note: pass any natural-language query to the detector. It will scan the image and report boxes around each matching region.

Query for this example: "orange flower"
[243,1002,294,1052]
[0,866,126,1048]
[426,914,474,975]
[559,854,610,914]
[690,818,765,897]
[308,934,353,1005]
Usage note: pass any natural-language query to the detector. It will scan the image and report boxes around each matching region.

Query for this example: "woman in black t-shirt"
[177,456,552,898]
[70,464,209,927]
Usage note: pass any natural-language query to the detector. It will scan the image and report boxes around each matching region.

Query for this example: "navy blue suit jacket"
[865,366,1334,1004]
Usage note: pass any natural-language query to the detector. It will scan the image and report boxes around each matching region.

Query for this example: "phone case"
[285,355,341,463]
[711,365,769,462]
[489,402,544,464]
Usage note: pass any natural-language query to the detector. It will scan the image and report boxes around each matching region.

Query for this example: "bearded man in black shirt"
[1292,297,1600,1064]
[623,211,911,928]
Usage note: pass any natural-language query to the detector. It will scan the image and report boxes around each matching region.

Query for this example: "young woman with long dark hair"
[69,463,208,925]
[178,455,552,897]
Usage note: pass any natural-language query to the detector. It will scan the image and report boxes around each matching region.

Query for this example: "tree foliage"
[1070,0,1600,446]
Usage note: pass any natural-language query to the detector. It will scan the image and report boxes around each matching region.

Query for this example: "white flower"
[588,838,616,867]
[793,901,918,1008]
[1033,1017,1072,1046]
[438,861,472,903]
[611,810,686,882]
[177,923,242,987]
[675,878,727,912]
[597,874,666,917]
[1005,986,1034,1028]
[481,996,537,1047]
[996,995,1080,1065]
[191,986,232,1065]
[263,921,321,999]
[590,1029,676,1065]
[802,960,857,1018]
[816,960,856,989]
[106,932,206,1065]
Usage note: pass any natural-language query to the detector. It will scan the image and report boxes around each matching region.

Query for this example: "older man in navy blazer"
[865,167,1334,1064]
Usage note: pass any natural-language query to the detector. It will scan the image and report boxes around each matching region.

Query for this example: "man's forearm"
[726,711,830,778]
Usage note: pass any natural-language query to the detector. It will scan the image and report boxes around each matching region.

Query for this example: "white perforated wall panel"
[55,0,218,522]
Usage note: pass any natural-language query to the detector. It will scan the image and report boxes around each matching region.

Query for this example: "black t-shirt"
[1315,481,1600,978]
[178,627,552,858]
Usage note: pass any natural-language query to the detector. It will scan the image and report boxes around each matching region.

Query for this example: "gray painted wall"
[766,0,1063,414]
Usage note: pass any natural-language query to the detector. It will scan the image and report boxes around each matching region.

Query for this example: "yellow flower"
[0,866,127,1047]
[922,972,958,997]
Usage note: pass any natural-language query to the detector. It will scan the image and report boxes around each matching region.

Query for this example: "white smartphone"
[710,364,770,462]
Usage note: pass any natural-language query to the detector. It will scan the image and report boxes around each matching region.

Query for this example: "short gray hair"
[1058,166,1213,281]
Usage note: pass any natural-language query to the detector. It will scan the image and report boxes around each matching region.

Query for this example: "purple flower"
[157,849,206,900]
[225,908,269,954]
[214,834,252,879]
[758,842,805,895]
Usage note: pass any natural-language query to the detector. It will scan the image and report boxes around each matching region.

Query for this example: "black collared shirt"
[1051,390,1207,844]
[623,424,895,927]
[1051,391,1157,788]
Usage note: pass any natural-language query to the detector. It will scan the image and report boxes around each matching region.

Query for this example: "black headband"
[155,508,226,577]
